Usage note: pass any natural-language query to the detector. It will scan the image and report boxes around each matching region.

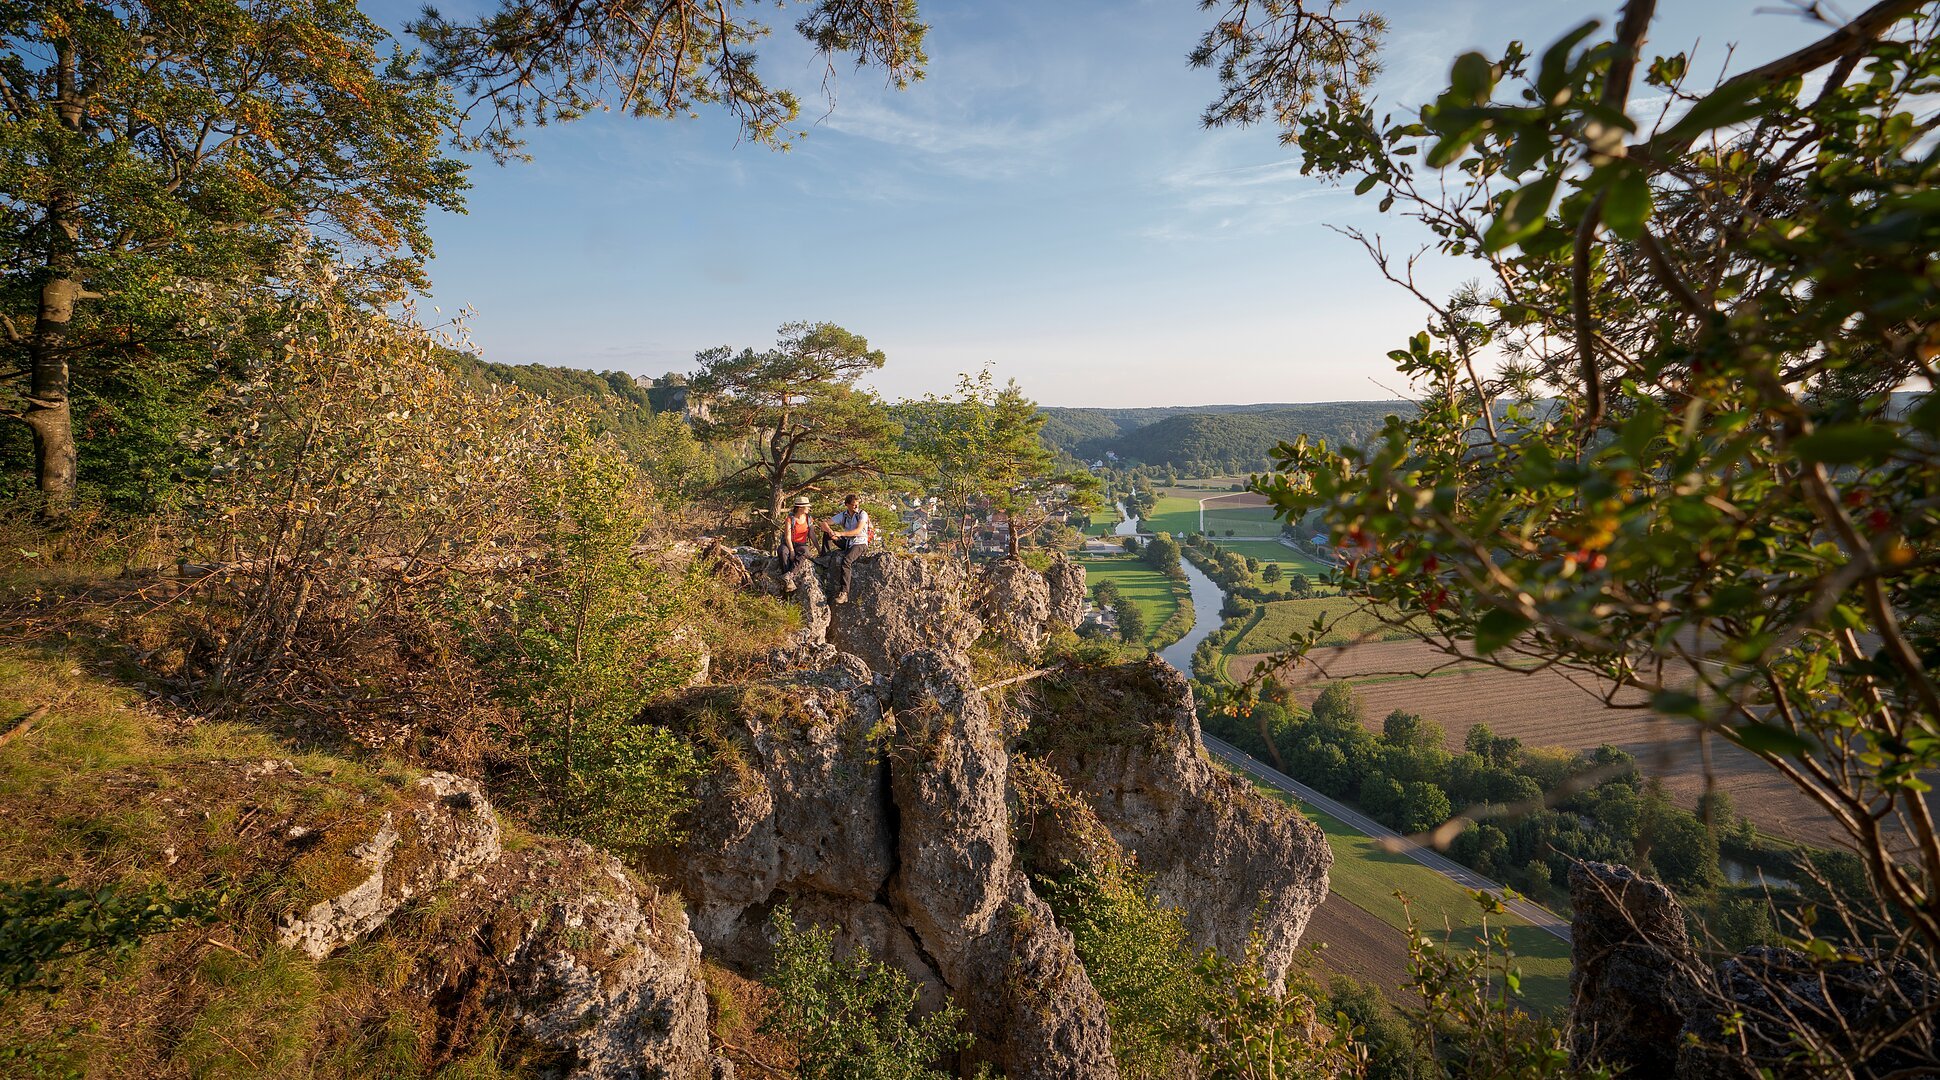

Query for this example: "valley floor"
[1227,639,1840,848]
[1209,737,1573,1013]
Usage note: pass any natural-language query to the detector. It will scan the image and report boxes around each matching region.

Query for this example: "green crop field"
[1137,495,1203,538]
[1085,506,1125,537]
[1249,781,1572,1011]
[1209,539,1334,596]
[1199,504,1283,537]
[1231,596,1420,653]
[1138,494,1286,539]
[1077,556,1185,649]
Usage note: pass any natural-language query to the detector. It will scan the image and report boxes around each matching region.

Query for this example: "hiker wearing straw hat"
[778,496,816,573]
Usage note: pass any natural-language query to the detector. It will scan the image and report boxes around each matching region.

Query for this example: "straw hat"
[791,496,812,508]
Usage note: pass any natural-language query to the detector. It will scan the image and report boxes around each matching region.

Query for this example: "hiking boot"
[834,591,849,604]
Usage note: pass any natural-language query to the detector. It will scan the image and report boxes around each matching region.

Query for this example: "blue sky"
[373,0,1828,407]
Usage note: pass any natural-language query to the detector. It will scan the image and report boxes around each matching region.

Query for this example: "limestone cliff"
[107,758,723,1079]
[651,550,1334,1071]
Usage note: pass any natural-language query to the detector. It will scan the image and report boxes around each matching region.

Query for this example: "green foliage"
[1179,938,1365,1079]
[0,0,467,503]
[760,906,968,1079]
[1039,404,1406,476]
[0,877,216,996]
[903,368,1099,557]
[1261,3,1940,981]
[1400,891,1595,1080]
[1141,532,1183,577]
[410,0,927,161]
[457,438,704,855]
[198,273,567,687]
[1396,782,1453,836]
[1324,977,1432,1080]
[1639,788,1722,896]
[448,355,724,508]
[692,321,904,541]
[1116,597,1148,645]
[1311,681,1364,728]
[1043,864,1202,1078]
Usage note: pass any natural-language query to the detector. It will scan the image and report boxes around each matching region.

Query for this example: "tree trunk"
[767,413,790,551]
[25,273,81,512]
[25,37,87,515]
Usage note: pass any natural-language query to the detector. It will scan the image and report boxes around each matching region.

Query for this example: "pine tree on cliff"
[691,322,904,545]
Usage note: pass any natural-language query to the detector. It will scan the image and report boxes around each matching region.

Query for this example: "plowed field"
[1296,895,1417,1000]
[1230,639,1839,846]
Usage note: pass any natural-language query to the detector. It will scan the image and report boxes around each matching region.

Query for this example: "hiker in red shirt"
[778,496,815,572]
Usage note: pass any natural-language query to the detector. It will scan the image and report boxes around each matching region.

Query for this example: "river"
[1110,502,1228,674]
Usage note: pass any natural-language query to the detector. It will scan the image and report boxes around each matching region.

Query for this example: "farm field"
[1226,596,1421,655]
[1232,638,1842,847]
[1137,495,1203,537]
[1207,538,1333,596]
[1075,555,1185,649]
[1135,492,1287,539]
[1251,781,1571,1011]
[1084,505,1124,536]
[1198,491,1283,537]
[1159,477,1255,493]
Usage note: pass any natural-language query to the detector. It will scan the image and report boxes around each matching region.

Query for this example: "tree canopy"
[691,321,903,538]
[0,0,468,510]
[412,0,927,162]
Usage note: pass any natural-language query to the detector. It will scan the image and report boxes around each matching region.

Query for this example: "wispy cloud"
[816,95,1122,181]
[1141,147,1356,241]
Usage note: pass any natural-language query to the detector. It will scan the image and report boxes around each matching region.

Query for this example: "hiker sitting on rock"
[826,493,871,604]
[778,496,815,573]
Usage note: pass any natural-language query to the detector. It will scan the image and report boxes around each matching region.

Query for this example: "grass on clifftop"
[0,646,524,1079]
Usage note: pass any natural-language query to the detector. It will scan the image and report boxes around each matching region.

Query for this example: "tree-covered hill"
[1041,401,1412,473]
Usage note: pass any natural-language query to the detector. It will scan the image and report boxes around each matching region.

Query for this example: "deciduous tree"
[1237,0,1940,1064]
[0,0,467,510]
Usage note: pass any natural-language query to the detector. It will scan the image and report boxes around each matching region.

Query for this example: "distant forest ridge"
[1040,401,1415,474]
[440,355,1417,479]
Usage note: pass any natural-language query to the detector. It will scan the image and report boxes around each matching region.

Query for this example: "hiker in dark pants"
[826,493,871,604]
[778,497,815,572]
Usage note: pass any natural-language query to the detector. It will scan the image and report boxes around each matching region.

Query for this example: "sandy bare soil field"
[1230,639,1844,848]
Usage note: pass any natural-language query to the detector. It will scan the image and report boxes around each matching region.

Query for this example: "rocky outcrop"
[1568,861,1940,1079]
[977,558,1053,653]
[1021,659,1332,985]
[652,552,1330,1074]
[1045,553,1087,632]
[151,760,720,1076]
[644,662,894,968]
[826,553,981,676]
[1567,861,1698,1077]
[887,651,1117,1079]
[276,770,502,959]
[430,843,717,1080]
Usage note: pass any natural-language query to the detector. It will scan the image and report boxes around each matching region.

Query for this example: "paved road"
[1203,733,1574,943]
